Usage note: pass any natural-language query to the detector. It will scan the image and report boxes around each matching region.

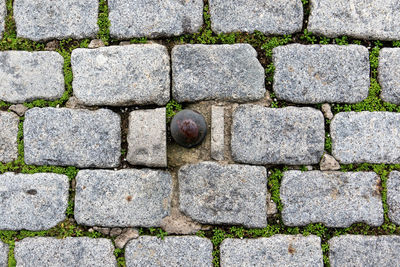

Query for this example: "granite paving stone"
[0,0,5,39]
[0,111,19,163]
[24,108,121,168]
[74,169,172,227]
[0,173,69,230]
[308,0,400,40]
[127,108,167,167]
[178,161,267,228]
[281,171,384,227]
[0,51,64,103]
[0,241,8,267]
[14,0,98,41]
[329,235,400,266]
[15,237,116,266]
[172,44,265,102]
[331,112,400,164]
[211,106,224,161]
[109,0,203,38]
[125,236,213,267]
[379,48,400,104]
[72,44,170,106]
[388,171,400,225]
[220,235,323,267]
[209,0,303,35]
[273,44,370,104]
[231,105,325,165]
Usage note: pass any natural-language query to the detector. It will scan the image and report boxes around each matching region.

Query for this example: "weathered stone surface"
[273,44,369,104]
[232,105,325,165]
[0,172,69,230]
[88,39,105,49]
[0,0,5,39]
[209,0,303,35]
[24,108,121,168]
[72,44,170,106]
[321,103,333,120]
[14,0,99,41]
[331,112,400,164]
[320,154,340,171]
[281,171,384,227]
[178,161,267,228]
[388,171,400,225]
[45,40,59,51]
[9,104,28,116]
[109,0,203,38]
[0,241,8,267]
[172,44,265,102]
[125,236,213,267]
[127,108,167,167]
[0,51,64,103]
[161,210,203,235]
[379,48,400,104]
[211,106,224,161]
[308,0,400,40]
[115,228,139,249]
[75,169,172,227]
[93,227,110,236]
[220,235,323,267]
[15,237,116,266]
[110,228,122,237]
[0,111,19,163]
[329,235,400,266]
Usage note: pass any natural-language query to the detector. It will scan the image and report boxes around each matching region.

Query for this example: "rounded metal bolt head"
[171,109,207,148]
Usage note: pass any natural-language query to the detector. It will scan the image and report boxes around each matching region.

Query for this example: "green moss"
[300,29,318,44]
[114,248,126,267]
[267,168,286,212]
[98,0,111,45]
[166,99,183,123]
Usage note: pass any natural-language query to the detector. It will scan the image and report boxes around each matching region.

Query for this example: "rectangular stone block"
[379,48,400,104]
[74,169,172,227]
[178,161,267,228]
[125,236,213,267]
[329,235,400,266]
[273,44,370,104]
[24,108,121,168]
[211,106,224,161]
[14,0,98,41]
[331,112,400,164]
[71,44,170,106]
[0,51,64,103]
[15,237,116,266]
[0,0,5,39]
[209,0,303,35]
[388,171,400,225]
[231,105,325,165]
[308,0,400,40]
[0,173,68,230]
[0,111,19,163]
[172,44,265,102]
[109,0,203,38]
[127,108,167,167]
[281,171,384,227]
[0,241,8,267]
[221,235,323,267]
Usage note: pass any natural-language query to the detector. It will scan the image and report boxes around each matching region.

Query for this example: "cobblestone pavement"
[1,0,400,266]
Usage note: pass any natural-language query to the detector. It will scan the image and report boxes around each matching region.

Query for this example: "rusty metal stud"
[171,109,207,148]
